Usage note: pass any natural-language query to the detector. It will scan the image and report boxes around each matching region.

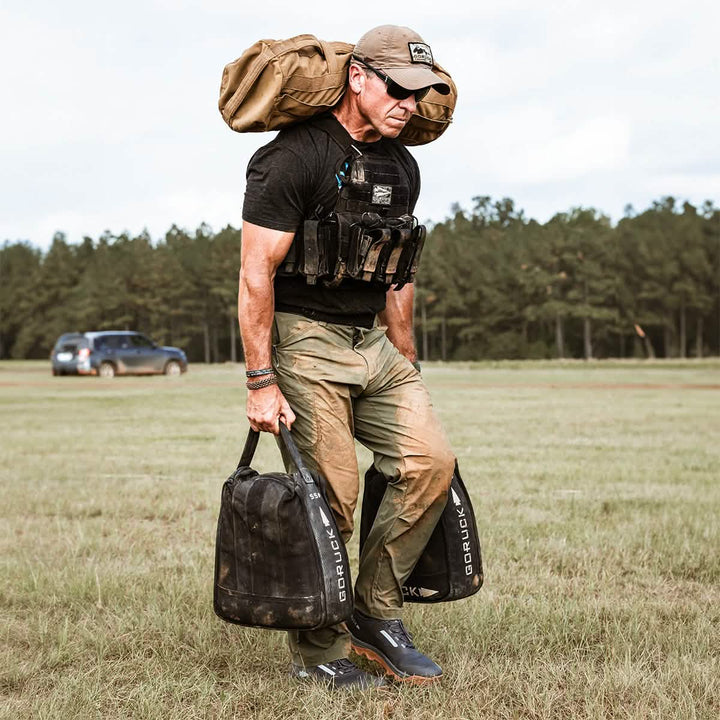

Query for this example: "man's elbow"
[240,265,276,293]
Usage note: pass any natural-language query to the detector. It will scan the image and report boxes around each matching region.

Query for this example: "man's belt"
[275,303,375,329]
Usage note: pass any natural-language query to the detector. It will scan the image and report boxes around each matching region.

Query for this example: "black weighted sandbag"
[214,423,353,629]
[360,461,483,603]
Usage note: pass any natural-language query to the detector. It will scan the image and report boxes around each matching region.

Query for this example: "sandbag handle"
[318,39,339,74]
[278,422,315,485]
[237,422,315,485]
[238,427,260,468]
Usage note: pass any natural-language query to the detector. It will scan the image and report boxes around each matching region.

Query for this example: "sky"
[2,0,719,251]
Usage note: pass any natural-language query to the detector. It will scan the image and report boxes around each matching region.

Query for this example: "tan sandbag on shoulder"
[218,34,457,145]
[400,64,457,147]
[219,35,354,133]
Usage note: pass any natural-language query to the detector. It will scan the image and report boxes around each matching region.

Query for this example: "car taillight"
[78,348,90,359]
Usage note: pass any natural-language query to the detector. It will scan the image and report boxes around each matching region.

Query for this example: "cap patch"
[408,42,433,65]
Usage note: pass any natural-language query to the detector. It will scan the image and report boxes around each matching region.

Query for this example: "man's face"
[357,70,419,139]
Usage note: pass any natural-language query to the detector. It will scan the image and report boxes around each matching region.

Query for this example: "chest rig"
[277,118,426,290]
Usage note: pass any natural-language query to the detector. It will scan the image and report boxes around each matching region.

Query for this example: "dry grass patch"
[2,360,719,719]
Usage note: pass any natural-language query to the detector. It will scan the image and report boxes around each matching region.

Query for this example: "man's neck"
[332,101,381,143]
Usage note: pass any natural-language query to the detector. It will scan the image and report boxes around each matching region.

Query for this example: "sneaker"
[348,611,442,684]
[290,657,386,689]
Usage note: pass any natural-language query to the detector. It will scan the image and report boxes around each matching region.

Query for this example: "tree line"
[1,196,719,362]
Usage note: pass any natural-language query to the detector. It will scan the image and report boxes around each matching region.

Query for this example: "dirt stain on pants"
[272,312,454,667]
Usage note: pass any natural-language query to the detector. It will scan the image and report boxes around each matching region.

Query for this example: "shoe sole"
[350,640,442,685]
[290,667,386,690]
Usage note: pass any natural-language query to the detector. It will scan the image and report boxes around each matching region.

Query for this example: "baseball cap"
[353,25,450,95]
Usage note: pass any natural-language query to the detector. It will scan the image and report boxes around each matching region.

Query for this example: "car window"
[57,339,85,352]
[129,335,154,348]
[95,335,129,350]
[54,334,84,351]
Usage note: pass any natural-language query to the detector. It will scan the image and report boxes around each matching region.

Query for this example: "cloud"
[2,0,719,247]
[644,173,720,203]
[492,112,632,184]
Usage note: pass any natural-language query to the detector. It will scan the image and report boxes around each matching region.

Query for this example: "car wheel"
[99,362,116,378]
[52,368,59,376]
[164,360,182,376]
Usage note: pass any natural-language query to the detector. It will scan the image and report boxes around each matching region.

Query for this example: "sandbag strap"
[281,424,331,497]
[319,39,339,74]
[238,428,260,468]
[223,43,275,121]
[278,422,315,485]
[237,423,315,486]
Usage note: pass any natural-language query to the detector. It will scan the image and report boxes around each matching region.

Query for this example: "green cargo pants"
[271,312,455,667]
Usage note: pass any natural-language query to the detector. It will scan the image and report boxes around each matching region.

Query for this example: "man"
[238,25,455,689]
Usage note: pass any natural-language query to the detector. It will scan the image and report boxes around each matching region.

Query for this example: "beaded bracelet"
[246,375,278,390]
[246,367,274,378]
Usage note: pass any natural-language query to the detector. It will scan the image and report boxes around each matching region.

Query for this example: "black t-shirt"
[242,114,421,323]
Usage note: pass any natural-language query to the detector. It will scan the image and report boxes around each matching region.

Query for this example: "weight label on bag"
[452,487,474,576]
[320,507,348,603]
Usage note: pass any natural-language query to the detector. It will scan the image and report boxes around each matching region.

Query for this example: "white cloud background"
[1,0,718,249]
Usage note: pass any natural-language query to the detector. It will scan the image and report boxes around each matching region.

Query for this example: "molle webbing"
[335,155,410,219]
[277,117,426,288]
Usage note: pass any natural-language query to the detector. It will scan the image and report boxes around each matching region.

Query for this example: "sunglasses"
[355,59,430,102]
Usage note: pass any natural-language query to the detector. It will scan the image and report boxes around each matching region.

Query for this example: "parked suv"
[51,331,187,377]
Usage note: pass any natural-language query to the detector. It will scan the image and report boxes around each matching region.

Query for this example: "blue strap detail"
[335,161,350,189]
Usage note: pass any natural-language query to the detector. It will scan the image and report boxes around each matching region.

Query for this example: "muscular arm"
[378,283,418,363]
[238,221,297,434]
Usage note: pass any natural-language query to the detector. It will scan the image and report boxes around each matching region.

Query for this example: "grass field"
[1,359,719,719]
